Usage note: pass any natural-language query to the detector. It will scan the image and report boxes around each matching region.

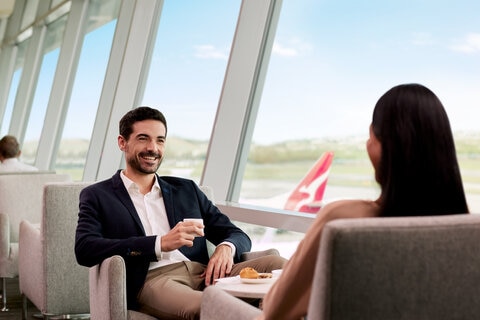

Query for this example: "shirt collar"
[120,170,161,194]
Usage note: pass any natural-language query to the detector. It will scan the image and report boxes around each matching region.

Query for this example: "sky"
[7,0,480,145]
[146,0,480,144]
[253,0,480,143]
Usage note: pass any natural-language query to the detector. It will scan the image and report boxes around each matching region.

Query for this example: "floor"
[0,277,50,319]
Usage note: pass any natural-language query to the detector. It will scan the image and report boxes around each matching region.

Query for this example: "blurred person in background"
[0,135,38,172]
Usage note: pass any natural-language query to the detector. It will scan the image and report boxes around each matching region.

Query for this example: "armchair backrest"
[309,214,480,320]
[0,172,71,242]
[41,182,92,314]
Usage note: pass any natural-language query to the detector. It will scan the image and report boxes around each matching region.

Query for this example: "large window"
[0,39,27,139]
[23,16,68,165]
[141,0,241,183]
[56,1,120,180]
[2,0,478,259]
[0,69,21,138]
[243,0,480,210]
[239,0,480,257]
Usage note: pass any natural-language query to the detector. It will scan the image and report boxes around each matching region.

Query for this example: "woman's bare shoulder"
[319,198,380,220]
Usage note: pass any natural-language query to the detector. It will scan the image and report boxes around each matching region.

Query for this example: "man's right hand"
[160,221,204,251]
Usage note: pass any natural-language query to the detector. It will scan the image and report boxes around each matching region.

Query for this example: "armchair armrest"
[200,286,261,320]
[18,220,43,307]
[89,255,128,320]
[89,255,157,320]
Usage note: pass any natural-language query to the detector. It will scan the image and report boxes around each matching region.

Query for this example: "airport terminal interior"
[1,0,480,318]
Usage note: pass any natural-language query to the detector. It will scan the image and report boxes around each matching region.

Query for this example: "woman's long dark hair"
[372,83,469,216]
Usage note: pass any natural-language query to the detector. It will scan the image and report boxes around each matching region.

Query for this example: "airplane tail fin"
[284,151,334,213]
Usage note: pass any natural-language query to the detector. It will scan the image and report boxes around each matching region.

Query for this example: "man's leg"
[231,254,287,276]
[137,262,206,320]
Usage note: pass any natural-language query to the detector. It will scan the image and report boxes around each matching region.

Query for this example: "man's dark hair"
[119,106,167,139]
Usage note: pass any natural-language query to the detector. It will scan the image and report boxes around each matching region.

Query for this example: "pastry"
[239,267,259,279]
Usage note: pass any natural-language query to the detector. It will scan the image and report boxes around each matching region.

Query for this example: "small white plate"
[240,274,274,284]
[215,276,240,284]
[272,269,283,278]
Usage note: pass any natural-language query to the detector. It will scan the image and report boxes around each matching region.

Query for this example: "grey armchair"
[18,182,92,319]
[88,186,280,320]
[0,172,71,311]
[309,214,480,320]
[201,214,480,320]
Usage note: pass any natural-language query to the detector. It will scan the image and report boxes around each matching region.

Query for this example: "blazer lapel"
[158,177,180,229]
[112,171,147,235]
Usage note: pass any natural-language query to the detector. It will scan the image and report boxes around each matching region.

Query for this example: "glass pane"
[236,221,304,259]
[1,69,22,137]
[141,0,242,183]
[244,0,480,210]
[1,38,28,137]
[241,0,480,257]
[55,1,120,180]
[23,15,67,165]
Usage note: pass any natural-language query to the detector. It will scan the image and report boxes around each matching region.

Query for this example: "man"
[0,135,39,172]
[75,106,286,320]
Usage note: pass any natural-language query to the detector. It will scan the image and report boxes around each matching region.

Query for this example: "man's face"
[118,119,166,175]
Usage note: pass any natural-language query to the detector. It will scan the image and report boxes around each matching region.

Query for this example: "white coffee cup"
[184,218,204,237]
[184,218,203,225]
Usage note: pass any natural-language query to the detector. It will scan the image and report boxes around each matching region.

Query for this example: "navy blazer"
[75,170,251,310]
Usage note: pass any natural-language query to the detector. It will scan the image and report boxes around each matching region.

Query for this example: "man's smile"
[139,152,161,161]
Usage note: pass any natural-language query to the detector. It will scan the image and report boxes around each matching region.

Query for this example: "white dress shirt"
[120,171,190,269]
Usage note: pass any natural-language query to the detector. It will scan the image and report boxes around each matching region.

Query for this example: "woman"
[257,83,469,320]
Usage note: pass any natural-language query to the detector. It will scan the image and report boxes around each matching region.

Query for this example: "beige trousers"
[137,255,287,320]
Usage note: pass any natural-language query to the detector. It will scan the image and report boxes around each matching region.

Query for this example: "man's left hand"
[203,244,233,286]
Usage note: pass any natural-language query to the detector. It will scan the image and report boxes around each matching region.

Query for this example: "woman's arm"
[260,199,379,320]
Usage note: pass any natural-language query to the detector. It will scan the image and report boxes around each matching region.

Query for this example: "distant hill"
[19,131,480,164]
[22,139,90,159]
[17,132,480,193]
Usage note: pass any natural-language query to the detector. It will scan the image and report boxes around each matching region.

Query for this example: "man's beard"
[127,152,163,174]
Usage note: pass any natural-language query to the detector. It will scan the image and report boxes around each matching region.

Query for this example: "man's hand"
[160,221,204,252]
[203,244,233,286]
